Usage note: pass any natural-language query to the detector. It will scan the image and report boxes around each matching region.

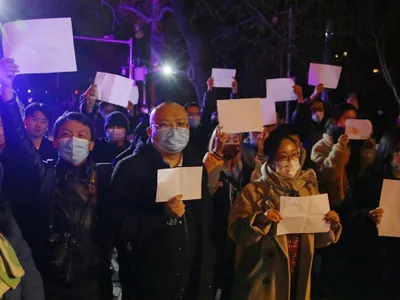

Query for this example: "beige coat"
[311,134,376,205]
[228,166,341,300]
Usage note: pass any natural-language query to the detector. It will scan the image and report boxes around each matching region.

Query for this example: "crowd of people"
[0,56,398,300]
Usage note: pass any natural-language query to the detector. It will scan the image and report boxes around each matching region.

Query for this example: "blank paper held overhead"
[2,18,77,74]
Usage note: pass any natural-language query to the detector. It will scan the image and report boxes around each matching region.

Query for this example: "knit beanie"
[104,111,129,132]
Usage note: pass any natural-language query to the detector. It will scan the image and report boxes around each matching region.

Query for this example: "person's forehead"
[342,110,357,117]
[187,106,200,113]
[278,138,297,151]
[60,120,90,132]
[227,134,240,141]
[312,102,324,109]
[153,104,187,122]
[30,111,48,120]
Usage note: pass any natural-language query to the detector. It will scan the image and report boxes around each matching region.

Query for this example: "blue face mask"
[153,127,189,153]
[188,116,201,129]
[59,137,90,165]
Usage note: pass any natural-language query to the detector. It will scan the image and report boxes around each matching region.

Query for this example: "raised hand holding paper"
[308,63,342,89]
[378,180,400,238]
[345,119,372,140]
[277,194,331,236]
[217,98,263,133]
[211,68,236,88]
[2,18,77,74]
[156,167,203,203]
[266,78,297,102]
[94,72,135,108]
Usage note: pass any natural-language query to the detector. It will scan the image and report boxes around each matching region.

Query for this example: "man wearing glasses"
[110,102,215,300]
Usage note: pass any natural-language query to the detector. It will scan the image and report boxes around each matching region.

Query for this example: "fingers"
[324,211,340,223]
[166,194,185,218]
[266,209,283,223]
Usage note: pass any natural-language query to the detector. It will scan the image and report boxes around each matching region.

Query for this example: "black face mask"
[223,145,240,160]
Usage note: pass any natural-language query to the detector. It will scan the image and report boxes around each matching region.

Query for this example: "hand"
[250,129,269,155]
[293,85,304,103]
[338,134,350,147]
[364,138,376,150]
[127,101,134,111]
[83,84,98,106]
[232,78,238,94]
[312,83,324,96]
[324,210,340,229]
[369,208,384,225]
[214,127,229,156]
[264,209,283,223]
[165,194,185,218]
[207,77,214,92]
[0,58,19,88]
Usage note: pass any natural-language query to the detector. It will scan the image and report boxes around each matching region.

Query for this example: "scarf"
[259,163,319,210]
[0,233,24,297]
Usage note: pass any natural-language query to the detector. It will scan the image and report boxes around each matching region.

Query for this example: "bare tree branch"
[101,0,118,31]
[118,4,173,22]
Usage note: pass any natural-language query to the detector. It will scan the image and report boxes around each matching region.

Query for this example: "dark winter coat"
[110,139,215,300]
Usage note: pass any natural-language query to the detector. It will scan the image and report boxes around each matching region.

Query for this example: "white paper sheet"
[2,18,77,74]
[156,167,203,203]
[217,98,263,133]
[211,68,236,88]
[378,180,400,237]
[308,63,342,89]
[260,98,277,126]
[129,86,139,105]
[94,72,135,108]
[345,119,372,140]
[277,194,331,236]
[266,78,297,102]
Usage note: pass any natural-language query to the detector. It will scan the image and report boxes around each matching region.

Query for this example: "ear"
[89,140,95,152]
[53,139,60,149]
[146,126,152,138]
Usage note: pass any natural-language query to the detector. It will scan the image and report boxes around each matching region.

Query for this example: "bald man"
[110,102,215,300]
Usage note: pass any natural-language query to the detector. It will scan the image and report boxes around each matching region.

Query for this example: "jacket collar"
[322,133,334,148]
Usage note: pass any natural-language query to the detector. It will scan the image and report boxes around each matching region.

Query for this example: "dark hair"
[99,101,117,111]
[348,92,357,99]
[24,102,51,121]
[184,102,200,110]
[377,127,400,165]
[332,103,357,122]
[275,102,286,121]
[326,122,345,143]
[273,124,300,138]
[312,97,324,105]
[53,112,96,141]
[264,128,297,161]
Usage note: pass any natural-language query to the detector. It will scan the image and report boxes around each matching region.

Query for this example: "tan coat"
[311,134,376,205]
[228,166,341,300]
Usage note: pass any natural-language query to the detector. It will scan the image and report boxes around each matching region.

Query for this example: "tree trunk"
[169,0,213,103]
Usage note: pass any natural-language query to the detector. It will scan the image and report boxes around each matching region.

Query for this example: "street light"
[162,65,173,75]
[343,52,348,57]
[373,69,379,73]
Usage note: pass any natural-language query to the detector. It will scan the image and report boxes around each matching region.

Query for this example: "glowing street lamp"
[162,65,173,75]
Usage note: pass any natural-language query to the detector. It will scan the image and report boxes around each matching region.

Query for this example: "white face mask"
[275,158,301,178]
[58,137,90,165]
[312,111,324,123]
[106,128,126,142]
